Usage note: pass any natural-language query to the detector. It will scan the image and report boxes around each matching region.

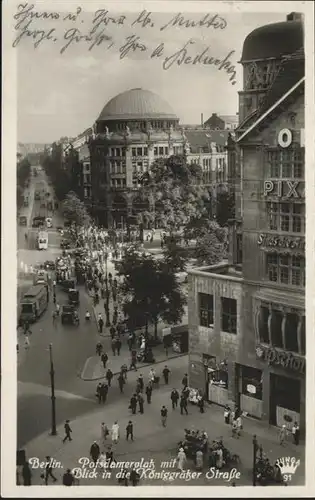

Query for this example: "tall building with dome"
[187,13,305,437]
[87,88,187,228]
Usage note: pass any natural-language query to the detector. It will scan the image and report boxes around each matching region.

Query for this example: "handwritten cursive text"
[160,13,227,31]
[119,35,147,59]
[162,39,237,84]
[61,27,113,54]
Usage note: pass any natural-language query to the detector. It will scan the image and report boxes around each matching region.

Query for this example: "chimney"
[287,12,302,22]
[201,113,204,127]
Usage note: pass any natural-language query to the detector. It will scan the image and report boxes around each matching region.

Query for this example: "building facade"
[188,13,305,434]
[204,113,239,131]
[88,88,186,228]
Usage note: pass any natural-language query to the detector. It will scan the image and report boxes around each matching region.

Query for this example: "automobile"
[60,240,71,249]
[61,305,79,325]
[60,279,76,292]
[44,260,55,270]
[34,192,40,200]
[46,217,53,228]
[19,216,27,226]
[32,216,45,228]
[68,288,80,306]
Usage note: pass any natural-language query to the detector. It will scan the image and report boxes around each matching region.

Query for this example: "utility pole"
[252,434,258,486]
[49,343,57,436]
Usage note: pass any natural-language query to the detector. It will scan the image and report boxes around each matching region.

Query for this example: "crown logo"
[275,457,300,475]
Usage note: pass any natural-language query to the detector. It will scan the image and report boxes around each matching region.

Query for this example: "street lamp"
[49,343,57,436]
[252,435,258,486]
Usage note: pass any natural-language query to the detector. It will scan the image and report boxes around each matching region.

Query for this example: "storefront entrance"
[236,364,263,419]
[270,373,300,429]
[204,355,229,406]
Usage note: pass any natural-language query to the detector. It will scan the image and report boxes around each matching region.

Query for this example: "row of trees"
[17,154,31,209]
[40,144,79,201]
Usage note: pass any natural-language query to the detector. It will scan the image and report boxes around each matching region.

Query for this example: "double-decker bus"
[37,230,48,250]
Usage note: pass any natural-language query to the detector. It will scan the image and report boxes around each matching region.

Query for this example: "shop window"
[241,365,262,400]
[279,255,289,284]
[270,310,283,348]
[300,316,305,355]
[266,253,278,282]
[199,293,214,328]
[259,306,270,344]
[285,313,299,352]
[221,297,237,334]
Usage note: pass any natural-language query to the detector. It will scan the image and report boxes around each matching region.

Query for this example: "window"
[154,147,158,156]
[266,253,305,286]
[267,148,305,178]
[122,178,126,187]
[143,147,148,156]
[292,255,304,286]
[159,147,164,155]
[199,293,214,327]
[270,310,283,348]
[116,179,121,187]
[132,148,137,157]
[137,147,142,156]
[285,313,299,352]
[165,147,169,156]
[300,316,305,355]
[267,202,305,233]
[221,298,237,334]
[267,253,278,282]
[259,306,270,343]
[279,255,289,284]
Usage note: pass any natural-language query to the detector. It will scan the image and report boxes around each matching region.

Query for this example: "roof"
[97,88,178,122]
[185,130,229,152]
[237,49,304,142]
[219,115,239,124]
[241,20,304,62]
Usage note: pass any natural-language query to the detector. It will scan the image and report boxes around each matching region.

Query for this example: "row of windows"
[112,121,176,131]
[266,253,305,287]
[109,147,126,157]
[131,147,148,157]
[154,146,169,156]
[110,178,126,188]
[199,293,237,334]
[258,306,305,355]
[267,149,304,179]
[267,202,305,233]
[109,161,126,174]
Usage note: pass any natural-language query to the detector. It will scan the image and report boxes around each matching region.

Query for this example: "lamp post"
[252,434,258,486]
[49,343,57,436]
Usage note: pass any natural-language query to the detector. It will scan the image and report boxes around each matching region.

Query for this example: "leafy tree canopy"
[62,191,91,227]
[194,221,228,266]
[115,247,186,338]
[138,155,209,233]
[162,234,188,272]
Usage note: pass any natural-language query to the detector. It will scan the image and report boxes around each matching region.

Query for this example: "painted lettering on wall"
[263,180,305,198]
[257,233,305,251]
[256,345,305,373]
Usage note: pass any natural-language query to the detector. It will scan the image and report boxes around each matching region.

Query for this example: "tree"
[194,221,228,266]
[216,191,235,226]
[62,191,91,227]
[16,156,31,209]
[162,234,188,272]
[138,155,209,233]
[115,247,186,340]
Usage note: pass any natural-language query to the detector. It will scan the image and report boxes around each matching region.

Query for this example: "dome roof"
[97,88,177,121]
[241,20,303,62]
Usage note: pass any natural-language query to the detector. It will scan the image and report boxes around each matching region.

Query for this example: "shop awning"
[253,288,305,310]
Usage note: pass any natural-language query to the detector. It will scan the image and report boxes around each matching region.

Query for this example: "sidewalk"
[20,361,305,487]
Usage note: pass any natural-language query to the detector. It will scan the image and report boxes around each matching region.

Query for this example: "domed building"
[88,88,187,228]
[188,13,306,438]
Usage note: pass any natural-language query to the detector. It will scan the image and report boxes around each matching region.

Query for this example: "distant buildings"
[203,113,239,131]
[188,13,305,435]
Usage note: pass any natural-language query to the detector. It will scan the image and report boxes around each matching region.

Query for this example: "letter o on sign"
[278,128,292,148]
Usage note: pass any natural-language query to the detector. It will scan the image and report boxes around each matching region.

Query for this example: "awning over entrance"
[253,288,305,310]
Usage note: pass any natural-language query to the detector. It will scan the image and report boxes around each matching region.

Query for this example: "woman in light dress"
[195,449,203,470]
[149,368,156,383]
[111,421,120,444]
[177,448,186,471]
[101,422,109,450]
